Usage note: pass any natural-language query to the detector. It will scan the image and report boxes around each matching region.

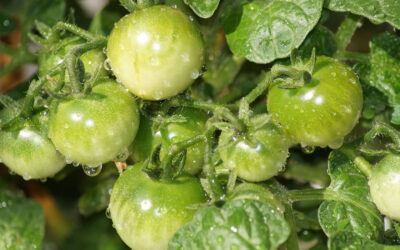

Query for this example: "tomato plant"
[3,0,400,249]
[267,56,363,149]
[109,163,206,250]
[107,5,204,100]
[48,80,140,167]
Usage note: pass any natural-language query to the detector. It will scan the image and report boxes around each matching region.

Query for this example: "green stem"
[65,38,107,92]
[238,72,273,105]
[337,51,369,62]
[169,98,246,132]
[52,22,98,41]
[21,79,45,117]
[119,0,137,12]
[284,204,299,250]
[334,14,362,54]
[288,188,328,202]
[203,128,224,200]
[340,145,372,178]
[161,135,205,182]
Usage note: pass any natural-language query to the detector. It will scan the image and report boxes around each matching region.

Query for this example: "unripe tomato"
[130,115,162,163]
[369,153,400,221]
[218,123,290,182]
[0,123,65,180]
[38,39,107,79]
[267,56,363,148]
[109,163,206,250]
[48,80,140,166]
[107,5,204,100]
[160,108,208,175]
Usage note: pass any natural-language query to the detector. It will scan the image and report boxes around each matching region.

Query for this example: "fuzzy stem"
[334,14,362,54]
[161,135,205,182]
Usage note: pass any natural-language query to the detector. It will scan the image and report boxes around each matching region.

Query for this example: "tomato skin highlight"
[160,108,208,175]
[107,5,204,100]
[218,123,290,182]
[0,125,65,180]
[369,154,400,221]
[48,80,140,166]
[267,56,363,149]
[109,163,207,250]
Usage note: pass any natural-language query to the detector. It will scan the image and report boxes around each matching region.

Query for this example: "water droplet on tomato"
[72,161,80,167]
[104,59,112,71]
[82,164,103,177]
[301,145,315,154]
[153,90,163,100]
[23,175,32,181]
[189,16,194,22]
[191,70,200,79]
[8,169,15,175]
[116,149,129,161]
[40,178,47,183]
[103,47,107,54]
[106,207,112,219]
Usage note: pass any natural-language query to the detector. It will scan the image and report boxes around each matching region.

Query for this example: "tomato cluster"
[0,3,368,250]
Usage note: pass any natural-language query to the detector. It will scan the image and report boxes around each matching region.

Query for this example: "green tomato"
[38,38,107,79]
[369,153,400,221]
[130,115,162,163]
[218,122,290,182]
[107,5,204,100]
[109,163,206,250]
[0,123,65,180]
[160,108,208,175]
[48,80,140,166]
[267,56,363,149]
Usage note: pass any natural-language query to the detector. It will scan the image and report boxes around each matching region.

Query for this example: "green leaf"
[294,210,321,231]
[298,25,337,59]
[329,231,400,250]
[168,199,290,250]
[89,3,125,36]
[368,32,400,106]
[1,0,65,26]
[0,191,45,250]
[184,0,220,18]
[353,63,388,120]
[326,0,400,29]
[223,0,323,64]
[318,150,384,241]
